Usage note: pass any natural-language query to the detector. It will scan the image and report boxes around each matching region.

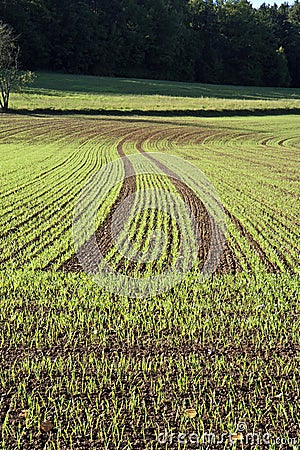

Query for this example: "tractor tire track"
[60,126,241,275]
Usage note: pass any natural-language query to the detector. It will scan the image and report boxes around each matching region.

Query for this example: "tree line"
[0,0,300,87]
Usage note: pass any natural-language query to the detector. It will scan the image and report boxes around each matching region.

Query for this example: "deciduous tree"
[0,21,35,112]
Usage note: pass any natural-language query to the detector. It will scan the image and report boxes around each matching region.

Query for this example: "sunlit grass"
[9,72,300,113]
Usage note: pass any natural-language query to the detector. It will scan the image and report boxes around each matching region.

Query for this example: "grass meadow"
[10,72,300,114]
[0,73,299,449]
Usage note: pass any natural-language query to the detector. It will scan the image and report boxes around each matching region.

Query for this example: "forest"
[0,0,300,87]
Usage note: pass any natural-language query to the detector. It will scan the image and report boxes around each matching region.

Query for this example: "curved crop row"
[0,115,298,277]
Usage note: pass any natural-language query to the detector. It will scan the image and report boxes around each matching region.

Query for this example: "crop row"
[0,115,299,277]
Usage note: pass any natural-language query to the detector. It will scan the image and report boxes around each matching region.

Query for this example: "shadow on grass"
[27,73,300,100]
[5,107,300,118]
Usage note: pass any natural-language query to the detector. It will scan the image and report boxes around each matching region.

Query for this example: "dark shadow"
[9,107,300,118]
[24,72,300,100]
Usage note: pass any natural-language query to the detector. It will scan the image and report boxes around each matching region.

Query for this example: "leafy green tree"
[219,0,264,85]
[0,21,35,112]
[286,1,300,86]
[190,0,224,84]
[258,3,294,86]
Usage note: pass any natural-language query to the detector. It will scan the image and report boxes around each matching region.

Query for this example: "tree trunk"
[1,93,9,112]
[4,94,9,112]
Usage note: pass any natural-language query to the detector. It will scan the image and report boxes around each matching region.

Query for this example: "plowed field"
[0,110,299,449]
